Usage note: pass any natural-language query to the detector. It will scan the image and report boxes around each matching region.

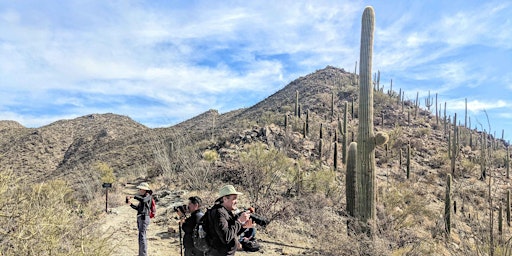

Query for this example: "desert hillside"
[1,65,511,255]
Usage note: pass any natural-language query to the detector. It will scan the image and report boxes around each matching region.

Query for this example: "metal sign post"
[102,183,112,213]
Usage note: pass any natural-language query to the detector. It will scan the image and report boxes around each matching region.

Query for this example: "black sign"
[102,183,112,188]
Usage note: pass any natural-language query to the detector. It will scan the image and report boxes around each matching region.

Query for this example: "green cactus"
[448,131,452,159]
[334,142,339,170]
[507,146,510,179]
[407,144,411,179]
[284,114,288,128]
[435,93,439,126]
[445,174,452,235]
[342,101,348,164]
[331,91,335,121]
[303,121,306,138]
[424,90,433,111]
[319,139,323,160]
[480,132,487,180]
[320,123,323,139]
[507,190,511,226]
[346,142,357,218]
[351,98,355,118]
[499,203,503,236]
[451,113,458,175]
[306,110,310,136]
[399,148,403,169]
[464,98,468,128]
[355,6,388,235]
[295,90,299,117]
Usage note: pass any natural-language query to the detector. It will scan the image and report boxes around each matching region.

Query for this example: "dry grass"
[0,170,114,255]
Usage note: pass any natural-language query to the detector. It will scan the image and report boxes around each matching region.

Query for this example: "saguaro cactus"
[295,90,299,117]
[346,142,357,218]
[451,113,458,176]
[507,190,511,226]
[342,101,348,164]
[406,144,411,179]
[507,146,510,179]
[355,6,388,235]
[445,174,452,235]
[334,142,339,170]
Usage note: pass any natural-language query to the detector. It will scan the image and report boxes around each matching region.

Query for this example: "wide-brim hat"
[136,182,151,191]
[218,185,243,198]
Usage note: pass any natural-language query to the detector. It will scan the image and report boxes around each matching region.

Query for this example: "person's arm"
[126,196,138,210]
[133,194,144,202]
[214,209,243,245]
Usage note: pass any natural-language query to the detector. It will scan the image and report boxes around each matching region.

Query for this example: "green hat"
[136,182,151,191]
[218,185,243,198]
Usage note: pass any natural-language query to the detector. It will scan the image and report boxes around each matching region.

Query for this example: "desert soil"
[100,182,310,256]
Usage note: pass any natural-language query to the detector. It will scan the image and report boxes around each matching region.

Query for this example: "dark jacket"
[182,210,204,249]
[207,204,243,256]
[130,193,152,216]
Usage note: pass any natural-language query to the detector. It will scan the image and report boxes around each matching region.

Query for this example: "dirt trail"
[101,182,182,256]
[100,182,309,256]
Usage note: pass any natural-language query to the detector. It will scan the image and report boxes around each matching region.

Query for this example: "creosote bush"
[0,170,114,255]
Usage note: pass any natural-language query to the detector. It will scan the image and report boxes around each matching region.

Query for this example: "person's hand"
[243,218,254,228]
[176,210,185,219]
[238,211,250,224]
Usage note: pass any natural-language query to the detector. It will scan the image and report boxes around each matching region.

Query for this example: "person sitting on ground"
[180,196,205,256]
[239,217,256,242]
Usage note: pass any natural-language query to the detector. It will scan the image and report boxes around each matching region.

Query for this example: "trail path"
[101,181,309,256]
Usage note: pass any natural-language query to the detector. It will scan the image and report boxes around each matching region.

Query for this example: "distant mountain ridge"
[0,66,355,189]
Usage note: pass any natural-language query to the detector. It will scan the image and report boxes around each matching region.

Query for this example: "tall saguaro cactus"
[346,142,357,219]
[355,6,388,235]
[445,174,452,235]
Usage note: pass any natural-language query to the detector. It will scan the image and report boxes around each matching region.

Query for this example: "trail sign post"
[102,183,112,213]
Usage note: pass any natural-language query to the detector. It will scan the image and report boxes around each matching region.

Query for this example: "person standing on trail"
[206,185,250,256]
[126,182,152,256]
[179,196,205,256]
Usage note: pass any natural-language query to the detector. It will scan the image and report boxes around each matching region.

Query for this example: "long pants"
[137,215,150,256]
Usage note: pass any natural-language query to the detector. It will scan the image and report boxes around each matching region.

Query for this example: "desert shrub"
[413,127,431,138]
[387,124,405,150]
[0,170,114,255]
[238,142,294,219]
[302,163,340,198]
[95,161,115,183]
[203,149,219,162]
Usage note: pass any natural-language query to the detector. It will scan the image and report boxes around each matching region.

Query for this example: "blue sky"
[1,1,511,142]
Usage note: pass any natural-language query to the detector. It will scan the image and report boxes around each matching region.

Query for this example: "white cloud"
[447,99,509,113]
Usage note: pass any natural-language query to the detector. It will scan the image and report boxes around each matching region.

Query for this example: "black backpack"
[193,210,210,252]
[241,239,260,252]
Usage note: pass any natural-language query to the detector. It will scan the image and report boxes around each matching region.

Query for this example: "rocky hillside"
[1,66,511,254]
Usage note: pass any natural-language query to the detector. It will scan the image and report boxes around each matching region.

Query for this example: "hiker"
[239,222,256,243]
[207,185,250,256]
[179,196,205,256]
[126,182,152,256]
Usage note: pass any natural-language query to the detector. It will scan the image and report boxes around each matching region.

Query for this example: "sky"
[1,1,511,142]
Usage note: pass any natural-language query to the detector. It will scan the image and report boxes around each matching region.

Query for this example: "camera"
[248,213,270,227]
[125,196,130,204]
[237,208,270,227]
[173,204,188,214]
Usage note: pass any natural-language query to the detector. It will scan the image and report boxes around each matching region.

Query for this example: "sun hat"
[136,182,151,191]
[218,185,243,198]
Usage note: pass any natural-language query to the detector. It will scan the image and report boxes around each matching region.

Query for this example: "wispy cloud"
[0,1,511,140]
